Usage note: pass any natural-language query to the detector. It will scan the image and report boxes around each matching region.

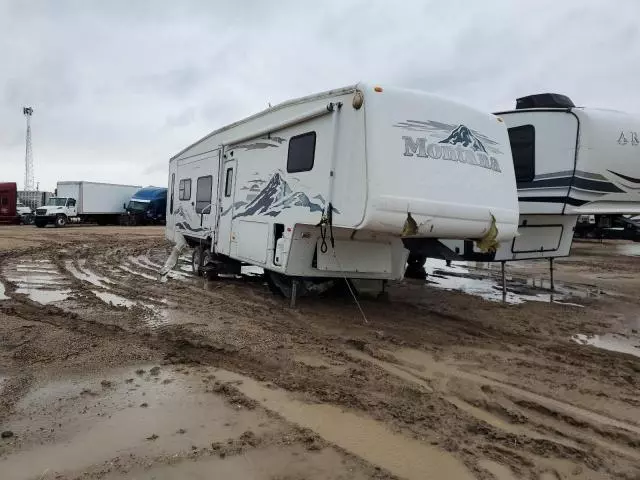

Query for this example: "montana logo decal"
[394,120,503,173]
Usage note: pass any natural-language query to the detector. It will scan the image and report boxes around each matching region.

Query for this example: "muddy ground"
[0,225,639,480]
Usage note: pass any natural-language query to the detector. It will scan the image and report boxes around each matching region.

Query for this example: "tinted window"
[195,176,213,214]
[68,199,76,207]
[179,179,191,200]
[287,132,316,173]
[508,125,535,182]
[170,173,175,214]
[224,168,233,197]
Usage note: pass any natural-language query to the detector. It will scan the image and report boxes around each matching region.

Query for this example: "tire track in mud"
[72,243,640,477]
[2,236,640,480]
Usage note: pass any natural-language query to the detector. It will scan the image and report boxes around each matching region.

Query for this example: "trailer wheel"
[192,246,204,276]
[54,215,67,228]
[405,254,427,279]
[201,250,219,280]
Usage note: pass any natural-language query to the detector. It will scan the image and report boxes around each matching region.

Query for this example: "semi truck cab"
[35,197,78,227]
[121,187,167,226]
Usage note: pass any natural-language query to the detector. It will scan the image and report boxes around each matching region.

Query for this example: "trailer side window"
[508,125,535,182]
[287,132,316,173]
[195,175,213,214]
[178,179,191,200]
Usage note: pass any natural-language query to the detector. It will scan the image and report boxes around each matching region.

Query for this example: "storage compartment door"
[316,240,392,274]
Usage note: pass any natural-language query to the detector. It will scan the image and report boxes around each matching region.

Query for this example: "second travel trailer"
[164,83,519,299]
[434,94,640,286]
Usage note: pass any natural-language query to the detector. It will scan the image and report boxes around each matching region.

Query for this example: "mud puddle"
[129,256,191,281]
[213,368,474,480]
[101,445,371,480]
[572,333,640,359]
[3,262,73,304]
[88,290,171,328]
[424,259,594,305]
[14,288,72,304]
[65,260,113,288]
[617,242,640,257]
[0,366,276,480]
[91,290,137,308]
[118,263,158,281]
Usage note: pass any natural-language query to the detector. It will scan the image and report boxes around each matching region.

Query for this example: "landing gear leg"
[290,279,299,308]
[378,279,389,300]
[501,261,506,301]
[549,257,555,291]
[191,246,204,276]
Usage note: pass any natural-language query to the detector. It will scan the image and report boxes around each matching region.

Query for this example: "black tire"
[405,254,427,279]
[192,246,203,276]
[54,215,67,228]
[34,219,46,228]
[266,271,290,297]
[202,250,219,280]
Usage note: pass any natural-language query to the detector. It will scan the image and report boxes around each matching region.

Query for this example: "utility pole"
[23,106,34,191]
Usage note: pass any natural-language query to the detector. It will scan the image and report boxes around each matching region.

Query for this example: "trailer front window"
[508,125,535,183]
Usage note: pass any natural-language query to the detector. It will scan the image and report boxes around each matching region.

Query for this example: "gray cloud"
[1,0,639,191]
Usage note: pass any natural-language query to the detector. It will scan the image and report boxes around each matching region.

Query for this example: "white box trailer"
[164,82,519,297]
[439,93,640,269]
[35,181,141,227]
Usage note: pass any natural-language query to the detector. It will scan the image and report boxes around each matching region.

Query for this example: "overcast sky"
[1,0,638,191]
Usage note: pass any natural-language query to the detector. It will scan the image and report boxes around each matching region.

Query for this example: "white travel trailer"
[439,94,640,279]
[165,83,519,299]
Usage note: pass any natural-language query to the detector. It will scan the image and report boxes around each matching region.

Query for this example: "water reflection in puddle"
[15,288,71,304]
[6,275,66,285]
[91,290,136,308]
[572,333,640,359]
[65,260,112,288]
[1,367,273,480]
[0,281,9,300]
[423,259,591,306]
[4,261,71,304]
[617,243,640,257]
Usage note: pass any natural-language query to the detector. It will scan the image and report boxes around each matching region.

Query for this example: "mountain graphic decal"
[439,125,487,153]
[233,172,325,218]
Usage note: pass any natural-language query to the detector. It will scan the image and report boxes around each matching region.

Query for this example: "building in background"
[18,190,53,211]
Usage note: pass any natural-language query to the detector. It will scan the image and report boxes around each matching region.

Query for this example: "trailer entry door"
[215,159,237,256]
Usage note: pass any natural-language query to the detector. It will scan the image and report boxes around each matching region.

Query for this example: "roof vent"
[516,93,575,110]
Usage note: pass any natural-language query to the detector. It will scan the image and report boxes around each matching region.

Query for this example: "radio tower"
[23,106,35,191]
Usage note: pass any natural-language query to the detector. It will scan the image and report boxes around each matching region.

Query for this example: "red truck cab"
[0,182,18,224]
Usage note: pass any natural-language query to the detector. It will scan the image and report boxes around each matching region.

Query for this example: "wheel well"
[184,235,212,250]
